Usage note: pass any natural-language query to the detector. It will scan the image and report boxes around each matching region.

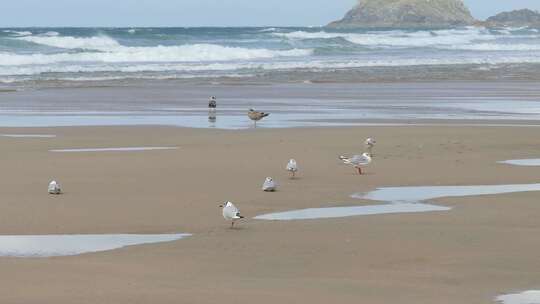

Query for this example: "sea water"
[0,26,539,84]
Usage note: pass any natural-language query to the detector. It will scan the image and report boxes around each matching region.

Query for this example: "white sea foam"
[43,31,60,36]
[273,28,498,47]
[3,30,32,37]
[18,35,122,50]
[258,27,277,33]
[2,54,540,77]
[2,37,312,65]
[445,43,540,51]
[496,290,540,304]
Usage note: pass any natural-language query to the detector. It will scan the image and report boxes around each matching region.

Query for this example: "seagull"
[339,153,372,175]
[248,109,270,127]
[48,180,62,195]
[286,159,298,178]
[208,96,217,109]
[365,138,376,155]
[220,201,244,228]
[262,177,277,192]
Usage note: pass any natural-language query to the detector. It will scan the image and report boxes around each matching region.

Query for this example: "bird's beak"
[219,205,223,208]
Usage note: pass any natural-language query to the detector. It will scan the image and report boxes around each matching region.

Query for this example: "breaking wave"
[272,28,501,47]
[1,27,540,83]
[17,35,122,50]
[0,37,313,65]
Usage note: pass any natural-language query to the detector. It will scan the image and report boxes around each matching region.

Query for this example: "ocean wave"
[3,55,540,77]
[258,28,277,33]
[17,35,121,50]
[0,73,253,83]
[444,43,540,51]
[0,44,312,66]
[0,63,244,75]
[43,31,60,37]
[273,28,498,47]
[3,30,32,37]
[245,56,540,69]
[2,28,540,82]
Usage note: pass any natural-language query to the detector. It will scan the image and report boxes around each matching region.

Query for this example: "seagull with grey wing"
[339,153,372,175]
[220,201,244,228]
[248,109,270,127]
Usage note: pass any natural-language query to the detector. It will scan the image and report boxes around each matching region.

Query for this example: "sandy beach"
[3,2,540,302]
[0,125,538,303]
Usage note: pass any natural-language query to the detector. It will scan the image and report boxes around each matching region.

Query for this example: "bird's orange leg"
[357,167,362,175]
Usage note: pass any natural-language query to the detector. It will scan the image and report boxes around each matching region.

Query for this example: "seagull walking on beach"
[365,138,376,155]
[340,153,372,175]
[262,177,277,192]
[220,201,244,228]
[248,109,270,127]
[286,159,298,178]
[48,180,62,195]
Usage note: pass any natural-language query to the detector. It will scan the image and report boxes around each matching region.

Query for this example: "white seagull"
[365,138,376,155]
[262,177,277,192]
[339,153,372,175]
[48,180,62,195]
[220,201,244,228]
[286,159,298,178]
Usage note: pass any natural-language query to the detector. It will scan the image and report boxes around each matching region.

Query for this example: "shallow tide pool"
[0,234,190,257]
[255,183,540,220]
[499,159,540,166]
[496,290,540,304]
[1,134,56,138]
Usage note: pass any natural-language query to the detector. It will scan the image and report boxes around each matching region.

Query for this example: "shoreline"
[1,81,540,129]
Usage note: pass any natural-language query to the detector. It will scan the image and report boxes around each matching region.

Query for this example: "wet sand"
[2,81,540,129]
[0,125,539,303]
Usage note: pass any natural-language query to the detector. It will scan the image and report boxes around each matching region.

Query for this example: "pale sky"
[1,0,540,27]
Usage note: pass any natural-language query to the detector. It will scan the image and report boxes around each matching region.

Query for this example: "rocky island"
[327,0,476,29]
[484,9,540,27]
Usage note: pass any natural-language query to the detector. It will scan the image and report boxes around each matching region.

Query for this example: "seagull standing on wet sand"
[339,153,372,175]
[48,180,62,194]
[220,201,244,228]
[365,138,376,155]
[262,177,277,192]
[286,159,298,178]
[248,109,270,127]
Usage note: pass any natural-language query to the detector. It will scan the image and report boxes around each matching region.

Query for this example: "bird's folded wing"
[352,155,368,164]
